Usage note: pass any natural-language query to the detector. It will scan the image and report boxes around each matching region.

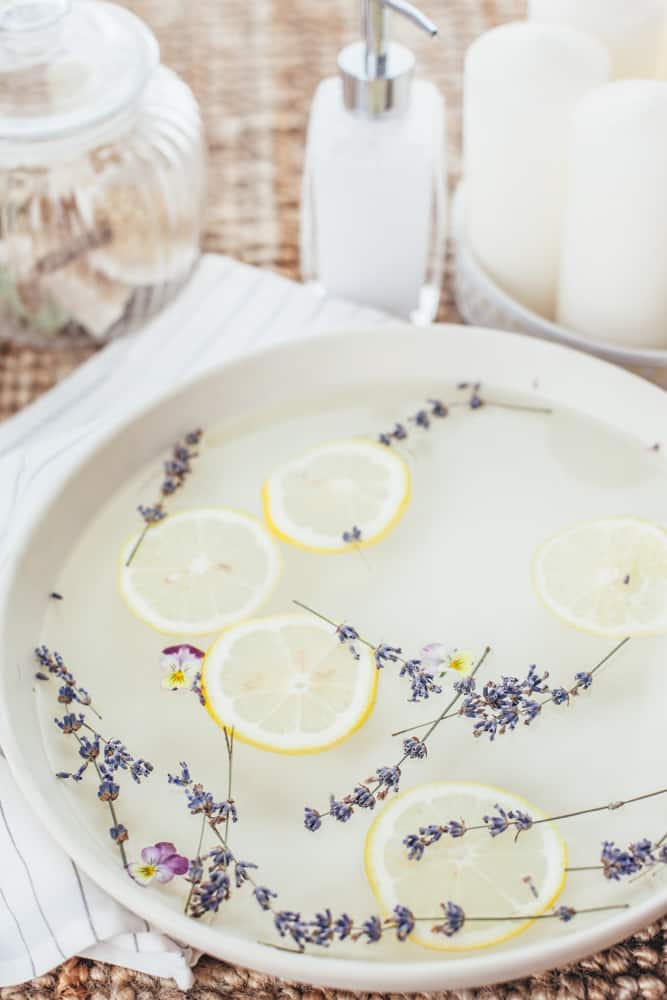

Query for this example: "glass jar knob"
[0,0,71,63]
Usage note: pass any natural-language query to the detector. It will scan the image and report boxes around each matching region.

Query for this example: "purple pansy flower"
[128,842,189,885]
[420,643,447,670]
[161,645,205,691]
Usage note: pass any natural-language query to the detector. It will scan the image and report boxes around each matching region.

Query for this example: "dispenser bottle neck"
[363,0,387,77]
[339,0,438,115]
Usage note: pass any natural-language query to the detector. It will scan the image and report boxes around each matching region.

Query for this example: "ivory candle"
[528,0,666,80]
[558,81,667,350]
[464,23,610,320]
[660,16,667,80]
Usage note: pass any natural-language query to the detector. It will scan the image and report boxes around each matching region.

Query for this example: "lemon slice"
[120,508,281,636]
[365,782,566,951]
[533,517,667,637]
[262,439,410,553]
[201,613,378,753]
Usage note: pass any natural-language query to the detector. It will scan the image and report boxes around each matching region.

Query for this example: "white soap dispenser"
[300,0,446,323]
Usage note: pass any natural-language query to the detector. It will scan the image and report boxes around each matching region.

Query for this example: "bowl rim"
[452,183,667,369]
[2,323,667,992]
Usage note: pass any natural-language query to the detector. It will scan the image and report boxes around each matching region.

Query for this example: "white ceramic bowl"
[2,325,667,992]
[452,185,667,385]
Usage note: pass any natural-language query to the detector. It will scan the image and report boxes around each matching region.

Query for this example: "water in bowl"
[38,379,667,960]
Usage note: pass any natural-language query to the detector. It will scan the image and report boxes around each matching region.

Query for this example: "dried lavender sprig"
[447,401,553,415]
[184,815,207,916]
[403,785,667,861]
[293,600,452,703]
[600,839,667,880]
[90,753,130,868]
[263,902,627,954]
[569,838,667,880]
[168,762,238,828]
[303,646,491,832]
[415,647,491,745]
[392,637,630,740]
[532,637,630,712]
[182,730,236,916]
[270,901,628,949]
[126,428,203,567]
[170,766,310,929]
[124,524,153,571]
[172,768,625,947]
[35,645,101,719]
[571,832,667,881]
[170,764,256,919]
[56,728,152,868]
[293,600,406,663]
[377,387,552,448]
[416,904,627,926]
[198,817,627,945]
[41,649,153,864]
[168,762,239,916]
[223,728,236,845]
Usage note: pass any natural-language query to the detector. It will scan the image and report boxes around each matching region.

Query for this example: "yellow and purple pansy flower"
[128,842,189,885]
[161,644,204,691]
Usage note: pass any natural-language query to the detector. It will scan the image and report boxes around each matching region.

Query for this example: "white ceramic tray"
[2,325,667,992]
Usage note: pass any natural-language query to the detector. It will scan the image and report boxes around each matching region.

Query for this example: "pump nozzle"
[340,0,438,115]
[381,0,437,38]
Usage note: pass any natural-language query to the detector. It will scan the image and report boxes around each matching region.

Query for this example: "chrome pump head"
[339,0,438,115]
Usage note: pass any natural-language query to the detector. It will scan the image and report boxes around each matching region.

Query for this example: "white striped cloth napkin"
[0,255,389,989]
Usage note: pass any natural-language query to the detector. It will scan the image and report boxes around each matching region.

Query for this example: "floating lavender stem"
[377,387,551,448]
[403,784,667,863]
[171,764,625,948]
[394,637,631,741]
[303,645,491,831]
[295,600,461,704]
[38,647,153,867]
[126,428,203,567]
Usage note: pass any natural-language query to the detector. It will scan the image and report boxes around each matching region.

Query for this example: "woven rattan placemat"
[3,1,667,997]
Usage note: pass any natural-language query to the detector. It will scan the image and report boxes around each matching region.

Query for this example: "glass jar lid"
[0,0,159,143]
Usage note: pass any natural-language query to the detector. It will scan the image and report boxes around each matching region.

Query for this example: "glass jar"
[0,0,206,347]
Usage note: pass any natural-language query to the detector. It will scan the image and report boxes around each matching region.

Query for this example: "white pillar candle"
[464,23,610,320]
[558,81,667,350]
[660,15,667,80]
[528,0,666,80]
